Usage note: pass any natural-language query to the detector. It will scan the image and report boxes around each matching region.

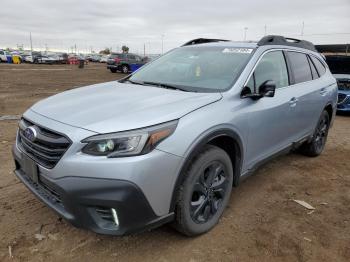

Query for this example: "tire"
[299,110,330,157]
[173,145,233,236]
[110,68,117,73]
[121,65,129,74]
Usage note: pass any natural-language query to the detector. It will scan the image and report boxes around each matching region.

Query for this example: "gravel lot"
[0,63,349,262]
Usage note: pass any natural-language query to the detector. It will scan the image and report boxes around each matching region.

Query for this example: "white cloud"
[0,0,349,53]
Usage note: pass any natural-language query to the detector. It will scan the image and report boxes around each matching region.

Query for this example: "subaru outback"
[12,35,337,236]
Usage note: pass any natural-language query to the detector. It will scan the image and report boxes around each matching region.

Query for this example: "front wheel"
[299,110,330,157]
[173,145,233,236]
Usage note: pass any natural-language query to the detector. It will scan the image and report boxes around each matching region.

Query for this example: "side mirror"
[258,80,276,97]
[241,80,276,100]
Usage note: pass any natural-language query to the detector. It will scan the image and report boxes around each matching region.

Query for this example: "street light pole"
[161,34,164,55]
[244,27,248,41]
[29,32,33,55]
[301,21,305,38]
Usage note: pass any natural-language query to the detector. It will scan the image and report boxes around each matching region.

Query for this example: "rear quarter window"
[307,55,319,79]
[310,56,326,76]
[287,51,313,84]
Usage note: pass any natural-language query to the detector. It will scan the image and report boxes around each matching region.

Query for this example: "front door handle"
[289,97,298,107]
[320,88,327,96]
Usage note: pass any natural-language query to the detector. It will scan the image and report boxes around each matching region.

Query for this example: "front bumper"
[337,94,350,112]
[337,104,350,112]
[12,145,174,235]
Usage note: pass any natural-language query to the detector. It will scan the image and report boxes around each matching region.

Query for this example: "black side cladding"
[257,35,317,52]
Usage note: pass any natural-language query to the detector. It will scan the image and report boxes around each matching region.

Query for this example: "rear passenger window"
[287,52,312,84]
[307,56,319,79]
[310,56,326,76]
[246,51,289,91]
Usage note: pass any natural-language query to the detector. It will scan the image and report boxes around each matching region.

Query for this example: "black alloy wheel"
[313,112,329,153]
[190,161,229,223]
[174,145,233,236]
[299,110,330,157]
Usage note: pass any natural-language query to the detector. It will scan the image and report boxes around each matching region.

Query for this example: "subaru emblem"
[24,126,37,142]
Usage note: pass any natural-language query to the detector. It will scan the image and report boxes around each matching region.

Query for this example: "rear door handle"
[289,97,298,107]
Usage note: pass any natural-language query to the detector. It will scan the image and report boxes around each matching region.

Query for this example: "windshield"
[129,46,254,92]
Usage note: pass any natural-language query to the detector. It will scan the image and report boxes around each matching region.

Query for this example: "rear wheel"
[121,65,129,74]
[299,110,330,157]
[173,145,233,236]
[110,68,117,73]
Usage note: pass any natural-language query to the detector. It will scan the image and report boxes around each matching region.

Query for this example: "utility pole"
[244,27,248,41]
[143,43,146,57]
[29,32,33,55]
[264,25,267,36]
[301,21,305,38]
[161,34,164,55]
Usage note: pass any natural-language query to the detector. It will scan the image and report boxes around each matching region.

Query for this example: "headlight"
[81,120,178,157]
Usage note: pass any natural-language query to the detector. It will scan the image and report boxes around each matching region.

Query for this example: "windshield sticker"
[222,48,253,54]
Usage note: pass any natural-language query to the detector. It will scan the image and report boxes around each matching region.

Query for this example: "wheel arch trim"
[169,125,244,213]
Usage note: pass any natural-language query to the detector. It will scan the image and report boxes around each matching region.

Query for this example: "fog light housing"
[111,208,119,227]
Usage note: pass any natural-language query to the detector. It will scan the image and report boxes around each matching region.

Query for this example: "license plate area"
[22,154,39,183]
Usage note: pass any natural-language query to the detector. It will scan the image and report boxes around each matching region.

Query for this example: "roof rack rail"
[257,35,317,52]
[182,38,230,46]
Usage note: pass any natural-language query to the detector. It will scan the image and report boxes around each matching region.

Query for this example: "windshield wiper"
[124,79,145,85]
[142,81,190,92]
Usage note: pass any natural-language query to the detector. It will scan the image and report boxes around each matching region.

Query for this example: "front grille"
[18,118,71,169]
[20,170,64,208]
[337,80,350,91]
[337,93,348,104]
[39,176,62,204]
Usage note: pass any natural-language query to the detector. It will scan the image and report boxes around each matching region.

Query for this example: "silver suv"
[12,35,337,236]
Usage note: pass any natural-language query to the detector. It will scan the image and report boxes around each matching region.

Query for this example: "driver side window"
[247,51,289,92]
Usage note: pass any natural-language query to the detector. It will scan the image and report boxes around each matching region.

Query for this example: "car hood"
[30,81,222,133]
[338,89,350,95]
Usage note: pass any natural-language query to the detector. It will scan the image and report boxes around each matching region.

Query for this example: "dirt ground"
[0,63,349,262]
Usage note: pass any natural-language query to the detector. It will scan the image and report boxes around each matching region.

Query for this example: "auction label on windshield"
[222,48,253,54]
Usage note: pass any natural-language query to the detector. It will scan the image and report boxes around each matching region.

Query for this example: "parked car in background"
[334,74,350,113]
[68,55,79,65]
[57,53,69,64]
[12,35,337,236]
[107,53,146,73]
[0,50,10,62]
[91,55,101,62]
[325,55,350,113]
[24,52,42,63]
[100,55,109,63]
[33,55,57,64]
